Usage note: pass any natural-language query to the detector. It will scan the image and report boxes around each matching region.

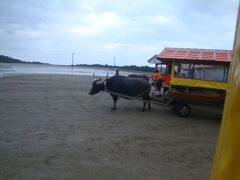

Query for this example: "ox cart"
[148,48,232,117]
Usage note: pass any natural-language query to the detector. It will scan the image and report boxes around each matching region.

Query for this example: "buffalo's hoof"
[111,107,117,110]
[140,109,145,112]
[147,104,151,111]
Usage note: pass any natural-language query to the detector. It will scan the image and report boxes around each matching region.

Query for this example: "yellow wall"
[170,78,228,90]
[210,5,240,180]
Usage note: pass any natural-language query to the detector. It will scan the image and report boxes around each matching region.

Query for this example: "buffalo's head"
[89,78,105,95]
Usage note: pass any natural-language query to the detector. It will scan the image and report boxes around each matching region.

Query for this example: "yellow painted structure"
[170,78,228,90]
[210,4,240,180]
[170,62,228,90]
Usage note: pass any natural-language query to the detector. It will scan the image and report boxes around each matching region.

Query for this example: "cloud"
[70,25,98,37]
[150,14,185,33]
[0,0,238,65]
[154,15,175,24]
[96,43,121,49]
[68,11,124,38]
[85,12,122,27]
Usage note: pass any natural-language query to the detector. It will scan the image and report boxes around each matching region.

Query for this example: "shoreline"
[0,63,153,78]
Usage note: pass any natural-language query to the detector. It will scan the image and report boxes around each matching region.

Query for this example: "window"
[174,63,228,82]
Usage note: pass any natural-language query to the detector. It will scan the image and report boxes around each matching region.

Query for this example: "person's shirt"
[152,72,162,80]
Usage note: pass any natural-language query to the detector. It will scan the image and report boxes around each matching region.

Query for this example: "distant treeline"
[77,64,154,72]
[0,55,154,72]
[0,55,47,64]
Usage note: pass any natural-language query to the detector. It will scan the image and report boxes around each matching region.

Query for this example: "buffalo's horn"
[105,72,109,79]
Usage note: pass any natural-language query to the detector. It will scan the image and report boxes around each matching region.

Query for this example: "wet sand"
[0,74,221,179]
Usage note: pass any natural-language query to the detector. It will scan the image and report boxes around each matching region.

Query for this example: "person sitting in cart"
[152,69,163,90]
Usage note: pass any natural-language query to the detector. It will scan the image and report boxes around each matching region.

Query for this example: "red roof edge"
[158,47,232,63]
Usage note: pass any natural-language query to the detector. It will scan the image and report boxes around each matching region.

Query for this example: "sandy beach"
[0,74,221,179]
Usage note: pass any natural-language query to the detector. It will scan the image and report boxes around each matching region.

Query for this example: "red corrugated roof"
[158,48,232,62]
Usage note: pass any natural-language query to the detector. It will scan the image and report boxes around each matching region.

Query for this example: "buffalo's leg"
[146,95,151,111]
[147,101,151,110]
[110,94,118,110]
[141,100,151,111]
[141,101,147,111]
[141,92,151,111]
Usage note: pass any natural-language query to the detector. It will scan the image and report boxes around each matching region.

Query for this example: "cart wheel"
[177,104,191,117]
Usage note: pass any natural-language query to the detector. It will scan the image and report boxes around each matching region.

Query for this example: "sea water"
[0,63,138,77]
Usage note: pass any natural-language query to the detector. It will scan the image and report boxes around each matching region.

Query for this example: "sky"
[0,0,238,66]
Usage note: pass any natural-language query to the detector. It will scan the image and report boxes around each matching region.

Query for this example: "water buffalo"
[89,75,151,111]
[128,74,149,81]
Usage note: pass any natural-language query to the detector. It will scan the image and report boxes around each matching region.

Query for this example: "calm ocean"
[0,63,142,77]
